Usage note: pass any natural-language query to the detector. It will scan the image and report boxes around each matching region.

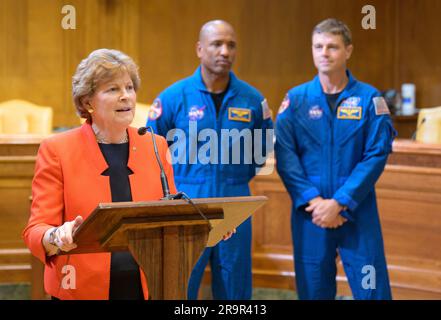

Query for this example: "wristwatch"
[48,227,59,246]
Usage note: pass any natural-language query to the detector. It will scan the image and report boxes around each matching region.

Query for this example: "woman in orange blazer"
[22,49,177,300]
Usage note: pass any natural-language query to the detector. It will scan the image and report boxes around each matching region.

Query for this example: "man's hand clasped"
[305,197,347,229]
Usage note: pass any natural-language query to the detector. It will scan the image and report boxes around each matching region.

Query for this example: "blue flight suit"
[147,66,274,299]
[275,70,395,300]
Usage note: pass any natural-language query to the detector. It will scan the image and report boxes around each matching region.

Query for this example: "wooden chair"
[0,99,53,134]
[416,106,441,144]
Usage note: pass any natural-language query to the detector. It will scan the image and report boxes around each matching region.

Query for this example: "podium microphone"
[138,126,173,199]
[138,126,211,227]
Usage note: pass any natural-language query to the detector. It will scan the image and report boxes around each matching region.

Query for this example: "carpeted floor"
[0,283,351,300]
[0,283,31,300]
[0,283,299,300]
[199,285,298,300]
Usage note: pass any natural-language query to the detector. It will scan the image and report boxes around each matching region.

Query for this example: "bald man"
[147,20,273,300]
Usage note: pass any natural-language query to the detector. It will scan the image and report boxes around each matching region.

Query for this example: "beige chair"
[415,106,441,144]
[0,99,53,134]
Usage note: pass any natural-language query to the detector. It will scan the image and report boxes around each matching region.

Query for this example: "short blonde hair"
[72,49,140,123]
[312,18,352,46]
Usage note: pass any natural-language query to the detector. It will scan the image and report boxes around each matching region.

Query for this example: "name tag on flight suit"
[228,107,252,122]
[337,106,362,120]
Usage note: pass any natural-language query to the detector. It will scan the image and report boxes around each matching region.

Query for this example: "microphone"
[138,126,172,199]
[138,126,211,227]
[137,126,148,135]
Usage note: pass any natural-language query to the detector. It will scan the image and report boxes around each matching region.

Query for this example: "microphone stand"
[138,126,211,228]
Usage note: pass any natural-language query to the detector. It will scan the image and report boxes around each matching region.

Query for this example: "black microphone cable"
[179,191,212,231]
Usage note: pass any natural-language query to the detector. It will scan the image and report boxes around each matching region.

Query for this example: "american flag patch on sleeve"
[261,98,272,120]
[373,97,390,115]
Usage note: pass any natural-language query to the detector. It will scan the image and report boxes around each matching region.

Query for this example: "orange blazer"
[23,123,176,300]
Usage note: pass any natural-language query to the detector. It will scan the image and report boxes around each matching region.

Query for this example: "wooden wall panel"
[251,170,293,251]
[0,0,400,129]
[238,0,397,108]
[397,0,441,108]
[376,166,441,297]
[0,1,28,80]
[0,135,43,285]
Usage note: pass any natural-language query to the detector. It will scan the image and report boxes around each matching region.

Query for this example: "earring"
[88,108,94,114]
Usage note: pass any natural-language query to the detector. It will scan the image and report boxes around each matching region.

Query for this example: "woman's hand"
[43,215,83,255]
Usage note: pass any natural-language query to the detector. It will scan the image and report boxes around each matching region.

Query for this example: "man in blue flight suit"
[275,18,395,300]
[146,20,273,299]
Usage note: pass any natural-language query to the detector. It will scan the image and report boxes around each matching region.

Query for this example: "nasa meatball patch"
[148,99,162,121]
[278,94,290,114]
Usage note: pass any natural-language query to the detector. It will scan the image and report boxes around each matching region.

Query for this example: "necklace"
[92,123,128,144]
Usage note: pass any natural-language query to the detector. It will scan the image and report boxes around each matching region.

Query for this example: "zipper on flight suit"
[216,94,232,198]
[328,97,340,199]
[204,92,219,198]
[329,110,335,199]
[215,99,221,198]
[329,95,343,198]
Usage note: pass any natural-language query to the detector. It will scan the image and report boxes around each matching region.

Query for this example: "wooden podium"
[66,196,267,300]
